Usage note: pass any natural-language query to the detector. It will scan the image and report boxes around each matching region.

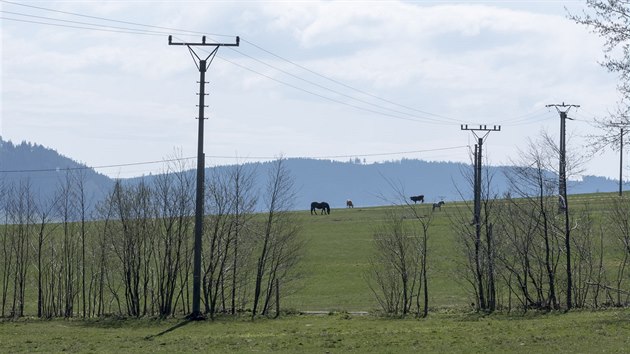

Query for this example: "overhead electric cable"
[0,0,231,37]
[170,35,451,125]
[0,16,165,36]
[213,53,438,124]
[0,156,196,173]
[241,37,461,123]
[0,145,470,174]
[2,0,465,124]
[3,1,563,127]
[223,45,456,124]
[0,10,196,37]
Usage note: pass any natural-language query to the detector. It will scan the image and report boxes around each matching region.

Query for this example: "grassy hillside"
[284,191,627,312]
[285,203,466,311]
[2,193,630,353]
[2,310,629,353]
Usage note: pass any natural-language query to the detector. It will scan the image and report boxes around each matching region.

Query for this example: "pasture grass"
[3,192,630,353]
[2,309,629,353]
[286,202,471,311]
[285,192,628,312]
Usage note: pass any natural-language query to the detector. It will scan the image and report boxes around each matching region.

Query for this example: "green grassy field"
[2,193,630,353]
[2,310,630,353]
[285,203,467,312]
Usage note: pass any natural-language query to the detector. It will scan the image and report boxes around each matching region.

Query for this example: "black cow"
[410,195,424,204]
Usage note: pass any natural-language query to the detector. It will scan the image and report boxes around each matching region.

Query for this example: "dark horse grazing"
[311,202,330,215]
[346,200,354,208]
[432,201,445,211]
[410,195,425,204]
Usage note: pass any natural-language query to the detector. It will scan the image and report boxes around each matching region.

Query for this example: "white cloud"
[0,0,624,179]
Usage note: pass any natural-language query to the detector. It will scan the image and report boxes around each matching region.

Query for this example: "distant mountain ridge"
[0,137,113,204]
[0,137,625,213]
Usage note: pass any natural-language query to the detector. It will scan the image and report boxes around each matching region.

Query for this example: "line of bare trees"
[365,193,433,317]
[0,157,302,319]
[367,128,630,316]
[452,135,630,313]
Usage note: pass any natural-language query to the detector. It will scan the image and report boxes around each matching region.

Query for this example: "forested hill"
[253,158,481,209]
[0,137,113,204]
[0,137,624,214]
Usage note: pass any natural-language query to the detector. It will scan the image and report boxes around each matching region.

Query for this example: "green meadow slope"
[2,193,630,353]
[285,203,466,312]
[284,192,626,312]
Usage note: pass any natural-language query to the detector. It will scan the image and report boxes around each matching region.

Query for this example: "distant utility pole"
[610,122,627,196]
[461,124,501,312]
[169,35,239,320]
[545,102,580,211]
[546,101,579,311]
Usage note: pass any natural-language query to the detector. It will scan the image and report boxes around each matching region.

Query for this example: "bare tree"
[34,193,58,318]
[228,163,258,315]
[366,208,428,316]
[108,179,155,317]
[605,195,630,305]
[5,180,36,317]
[251,158,302,318]
[71,169,91,318]
[503,139,561,310]
[569,1,630,102]
[146,156,194,318]
[0,180,13,317]
[202,168,235,318]
[569,2,630,153]
[55,171,81,317]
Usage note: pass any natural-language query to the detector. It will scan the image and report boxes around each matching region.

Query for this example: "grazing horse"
[310,201,330,215]
[410,195,425,204]
[432,201,445,211]
[346,200,354,208]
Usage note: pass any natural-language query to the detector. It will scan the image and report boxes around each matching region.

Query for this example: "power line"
[212,52,438,125]
[0,156,196,174]
[173,33,461,125]
[0,16,165,36]
[0,145,470,174]
[222,44,455,124]
[0,10,204,38]
[240,38,461,123]
[2,0,466,125]
[0,0,231,37]
[3,1,582,130]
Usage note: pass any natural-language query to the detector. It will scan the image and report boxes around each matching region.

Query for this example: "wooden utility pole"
[610,122,627,196]
[169,35,239,320]
[461,124,500,311]
[545,103,579,211]
[546,102,579,310]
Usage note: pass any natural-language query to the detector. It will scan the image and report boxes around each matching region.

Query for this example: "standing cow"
[410,195,424,204]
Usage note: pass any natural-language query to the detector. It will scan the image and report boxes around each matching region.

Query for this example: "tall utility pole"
[546,102,579,310]
[610,122,627,196]
[546,102,579,211]
[461,124,501,312]
[169,35,239,320]
[619,127,623,197]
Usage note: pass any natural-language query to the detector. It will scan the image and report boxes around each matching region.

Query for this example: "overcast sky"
[1,0,624,179]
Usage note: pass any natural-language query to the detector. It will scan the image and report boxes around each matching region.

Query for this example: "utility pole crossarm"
[461,125,501,142]
[168,35,240,47]
[460,124,501,132]
[546,102,580,115]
